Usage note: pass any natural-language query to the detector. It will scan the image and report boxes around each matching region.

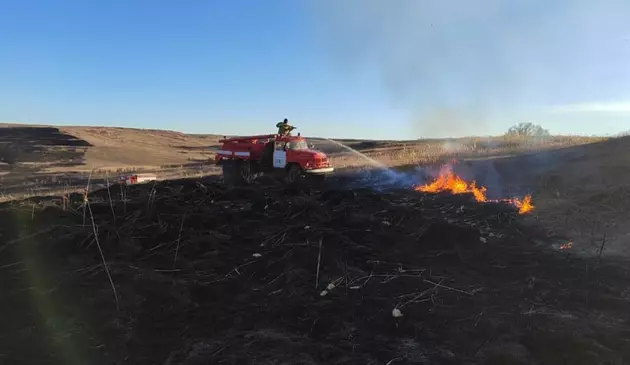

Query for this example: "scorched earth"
[0,173,628,365]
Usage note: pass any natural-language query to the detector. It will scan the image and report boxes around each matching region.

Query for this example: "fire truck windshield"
[288,140,308,150]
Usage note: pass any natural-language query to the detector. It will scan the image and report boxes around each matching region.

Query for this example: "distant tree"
[506,122,550,137]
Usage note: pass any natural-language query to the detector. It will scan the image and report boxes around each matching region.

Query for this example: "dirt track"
[1,175,629,364]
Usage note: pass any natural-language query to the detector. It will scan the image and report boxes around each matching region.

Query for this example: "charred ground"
[1,175,629,364]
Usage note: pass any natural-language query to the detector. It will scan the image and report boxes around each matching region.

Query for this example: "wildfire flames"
[559,241,573,250]
[416,169,488,202]
[414,167,535,214]
[510,195,534,215]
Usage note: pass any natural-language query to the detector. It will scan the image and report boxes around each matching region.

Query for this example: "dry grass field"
[0,123,601,192]
[0,124,221,199]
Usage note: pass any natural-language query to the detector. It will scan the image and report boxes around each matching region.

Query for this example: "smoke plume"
[310,0,630,137]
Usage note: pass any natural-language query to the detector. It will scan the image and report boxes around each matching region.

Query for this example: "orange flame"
[509,195,534,214]
[415,169,488,202]
[414,166,534,214]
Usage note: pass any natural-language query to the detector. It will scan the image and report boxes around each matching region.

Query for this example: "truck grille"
[314,157,329,167]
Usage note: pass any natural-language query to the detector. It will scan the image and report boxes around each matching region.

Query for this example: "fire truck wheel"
[222,162,242,185]
[239,162,255,184]
[285,164,303,184]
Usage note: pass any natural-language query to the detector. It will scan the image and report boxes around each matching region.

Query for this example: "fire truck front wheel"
[285,164,303,184]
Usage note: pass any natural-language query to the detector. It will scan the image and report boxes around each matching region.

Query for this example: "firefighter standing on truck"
[276,118,296,136]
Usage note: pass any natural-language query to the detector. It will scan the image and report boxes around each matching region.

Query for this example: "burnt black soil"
[0,126,91,167]
[0,126,94,194]
[1,176,629,364]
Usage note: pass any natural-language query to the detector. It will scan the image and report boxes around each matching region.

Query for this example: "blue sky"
[1,0,630,140]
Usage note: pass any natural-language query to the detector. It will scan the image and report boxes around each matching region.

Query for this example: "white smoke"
[309,0,630,137]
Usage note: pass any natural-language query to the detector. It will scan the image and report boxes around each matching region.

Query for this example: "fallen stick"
[424,278,474,296]
[315,237,323,289]
[598,232,607,261]
[105,172,116,221]
[172,211,188,268]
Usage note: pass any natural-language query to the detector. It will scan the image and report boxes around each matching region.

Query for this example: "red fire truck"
[214,133,334,184]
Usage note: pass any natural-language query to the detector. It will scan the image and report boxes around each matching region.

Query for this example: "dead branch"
[173,211,187,268]
[315,237,323,289]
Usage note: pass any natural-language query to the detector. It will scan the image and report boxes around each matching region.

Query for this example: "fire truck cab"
[215,133,334,184]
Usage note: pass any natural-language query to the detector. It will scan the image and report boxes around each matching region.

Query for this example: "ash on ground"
[1,176,628,365]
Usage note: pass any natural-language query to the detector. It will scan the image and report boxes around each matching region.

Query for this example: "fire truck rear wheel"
[222,161,244,185]
[239,161,255,184]
[221,162,235,184]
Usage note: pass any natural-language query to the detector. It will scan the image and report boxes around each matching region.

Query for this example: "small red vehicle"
[214,133,334,184]
[118,173,157,185]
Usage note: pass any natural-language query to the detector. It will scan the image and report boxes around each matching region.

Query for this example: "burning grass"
[0,176,628,364]
[415,167,489,202]
[415,164,535,214]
